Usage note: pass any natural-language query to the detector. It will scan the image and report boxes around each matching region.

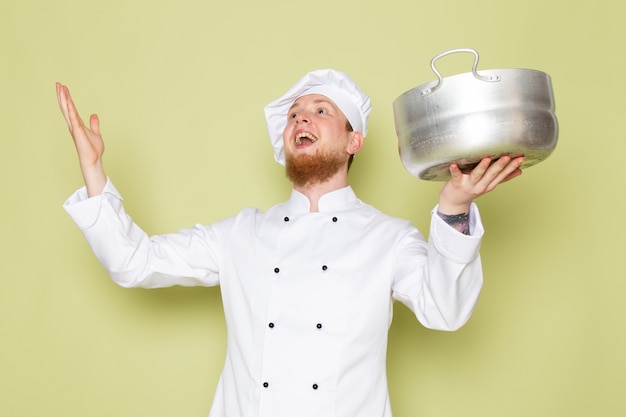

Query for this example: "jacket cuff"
[63,179,122,230]
[429,202,484,263]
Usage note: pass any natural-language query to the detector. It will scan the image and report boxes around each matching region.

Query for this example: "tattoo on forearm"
[437,211,470,235]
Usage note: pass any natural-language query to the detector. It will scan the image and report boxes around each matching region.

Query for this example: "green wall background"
[1,0,624,416]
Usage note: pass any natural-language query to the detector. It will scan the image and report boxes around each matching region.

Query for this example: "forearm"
[80,161,107,197]
[64,181,220,288]
[425,206,484,329]
[393,216,484,331]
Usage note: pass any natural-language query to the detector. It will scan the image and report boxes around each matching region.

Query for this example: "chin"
[285,152,346,187]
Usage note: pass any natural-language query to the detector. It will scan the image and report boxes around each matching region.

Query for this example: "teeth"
[295,132,317,146]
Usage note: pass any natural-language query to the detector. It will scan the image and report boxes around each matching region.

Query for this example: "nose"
[295,111,310,124]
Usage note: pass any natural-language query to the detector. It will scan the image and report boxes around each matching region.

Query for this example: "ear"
[347,131,364,155]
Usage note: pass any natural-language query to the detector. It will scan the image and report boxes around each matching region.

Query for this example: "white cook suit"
[64,179,484,417]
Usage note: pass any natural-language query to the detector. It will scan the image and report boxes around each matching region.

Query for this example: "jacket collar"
[286,186,359,213]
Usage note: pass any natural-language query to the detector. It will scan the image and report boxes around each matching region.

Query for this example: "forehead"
[288,94,340,112]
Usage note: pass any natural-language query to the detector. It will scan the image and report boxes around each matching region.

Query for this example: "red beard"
[285,149,347,188]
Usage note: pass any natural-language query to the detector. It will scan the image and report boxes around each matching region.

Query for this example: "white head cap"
[264,69,371,165]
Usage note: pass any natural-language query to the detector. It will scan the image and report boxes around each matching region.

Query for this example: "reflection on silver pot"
[393,48,558,181]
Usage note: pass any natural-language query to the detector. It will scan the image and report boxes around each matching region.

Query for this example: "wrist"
[436,201,471,216]
[436,210,470,235]
[80,162,107,197]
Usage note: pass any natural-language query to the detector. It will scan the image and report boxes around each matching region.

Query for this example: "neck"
[293,174,348,212]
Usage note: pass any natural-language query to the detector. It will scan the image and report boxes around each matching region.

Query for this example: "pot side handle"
[420,48,501,96]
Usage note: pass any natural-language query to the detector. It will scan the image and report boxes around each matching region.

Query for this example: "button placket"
[266,212,340,399]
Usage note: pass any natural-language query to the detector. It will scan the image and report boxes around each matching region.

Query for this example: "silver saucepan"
[393,48,558,181]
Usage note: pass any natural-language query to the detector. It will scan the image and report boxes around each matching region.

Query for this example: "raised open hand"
[56,83,107,196]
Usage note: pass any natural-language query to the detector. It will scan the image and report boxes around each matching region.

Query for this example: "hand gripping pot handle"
[420,48,501,96]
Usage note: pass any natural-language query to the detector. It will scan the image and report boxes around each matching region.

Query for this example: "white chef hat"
[264,69,372,165]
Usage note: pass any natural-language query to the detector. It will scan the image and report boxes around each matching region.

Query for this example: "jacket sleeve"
[63,179,221,289]
[391,203,484,331]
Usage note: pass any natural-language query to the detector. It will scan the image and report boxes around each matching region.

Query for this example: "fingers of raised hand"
[56,83,86,134]
[66,91,85,132]
[482,156,524,191]
[56,82,71,127]
[496,156,525,184]
[89,114,100,136]
[468,157,495,183]
[449,163,464,181]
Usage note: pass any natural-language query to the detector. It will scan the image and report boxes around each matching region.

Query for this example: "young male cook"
[57,69,523,417]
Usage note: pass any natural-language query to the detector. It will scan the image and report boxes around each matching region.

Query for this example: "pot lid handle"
[420,48,501,96]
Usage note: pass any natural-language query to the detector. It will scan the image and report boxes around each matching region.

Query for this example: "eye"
[317,108,327,114]
[289,112,297,119]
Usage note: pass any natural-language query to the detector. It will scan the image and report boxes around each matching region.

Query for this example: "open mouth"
[295,131,318,146]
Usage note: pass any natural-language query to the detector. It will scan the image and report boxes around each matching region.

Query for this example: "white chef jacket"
[64,179,484,417]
